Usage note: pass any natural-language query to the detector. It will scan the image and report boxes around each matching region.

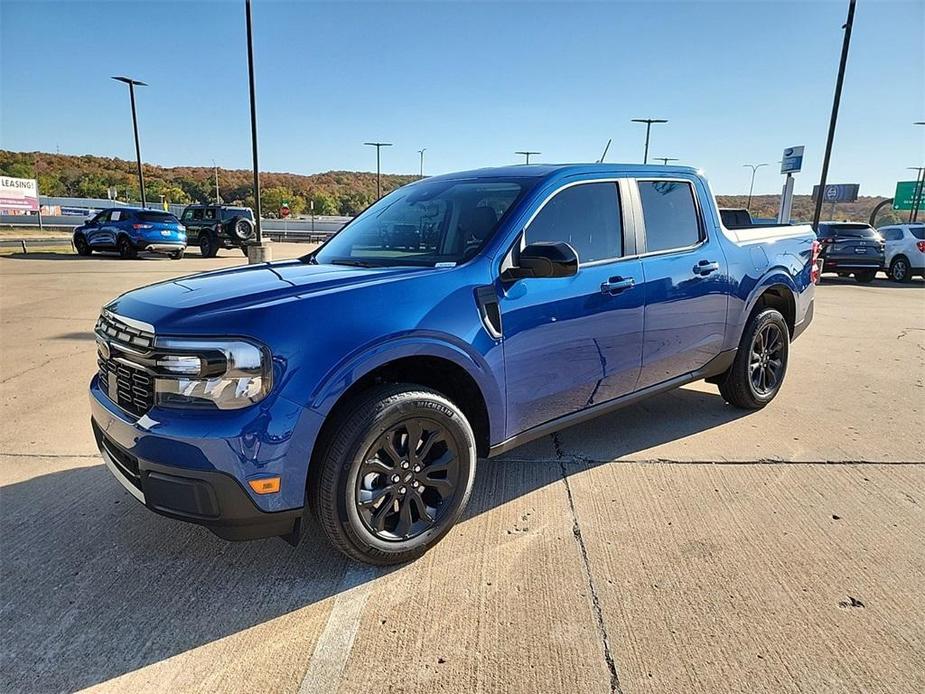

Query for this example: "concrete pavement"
[1,247,923,692]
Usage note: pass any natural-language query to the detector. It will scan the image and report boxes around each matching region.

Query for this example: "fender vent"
[474,285,502,339]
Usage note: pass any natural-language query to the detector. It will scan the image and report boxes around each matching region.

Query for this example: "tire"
[231,217,255,242]
[889,256,911,283]
[74,234,92,256]
[170,249,184,260]
[310,384,477,565]
[718,308,790,410]
[118,236,137,260]
[854,270,876,283]
[198,233,217,258]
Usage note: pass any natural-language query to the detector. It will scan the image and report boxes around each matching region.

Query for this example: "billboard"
[893,181,924,211]
[811,183,860,203]
[0,176,39,211]
[780,146,804,174]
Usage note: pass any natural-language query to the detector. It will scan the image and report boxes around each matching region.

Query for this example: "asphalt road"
[1,246,923,693]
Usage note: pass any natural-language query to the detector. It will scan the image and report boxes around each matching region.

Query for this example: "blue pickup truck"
[90,164,818,564]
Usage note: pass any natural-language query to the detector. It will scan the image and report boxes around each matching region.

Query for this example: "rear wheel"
[74,235,92,256]
[889,257,911,283]
[854,270,876,283]
[198,233,217,258]
[118,236,137,259]
[718,308,790,410]
[170,249,184,260]
[310,384,477,565]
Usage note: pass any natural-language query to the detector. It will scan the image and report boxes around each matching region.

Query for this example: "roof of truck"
[422,163,701,182]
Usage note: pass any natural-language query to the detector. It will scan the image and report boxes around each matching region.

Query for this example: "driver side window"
[525,182,623,263]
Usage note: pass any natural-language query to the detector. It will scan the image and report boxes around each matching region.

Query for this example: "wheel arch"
[745,276,797,337]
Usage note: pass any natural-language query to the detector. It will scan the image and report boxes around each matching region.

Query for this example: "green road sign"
[893,181,924,211]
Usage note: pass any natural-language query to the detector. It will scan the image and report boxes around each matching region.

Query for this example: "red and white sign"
[279,205,291,218]
[0,176,39,211]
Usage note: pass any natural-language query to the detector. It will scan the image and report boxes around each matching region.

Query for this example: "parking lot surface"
[1,246,923,693]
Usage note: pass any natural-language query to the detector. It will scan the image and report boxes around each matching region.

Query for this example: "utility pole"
[631,118,668,164]
[111,76,148,207]
[244,0,265,254]
[364,142,393,198]
[418,148,426,179]
[656,157,679,166]
[743,163,768,211]
[515,151,540,164]
[811,0,856,232]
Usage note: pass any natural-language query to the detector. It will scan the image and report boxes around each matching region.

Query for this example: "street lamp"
[244,0,264,247]
[111,76,147,207]
[743,163,768,211]
[418,148,426,179]
[655,157,679,166]
[908,166,925,224]
[364,142,393,198]
[515,151,540,164]
[631,118,668,164]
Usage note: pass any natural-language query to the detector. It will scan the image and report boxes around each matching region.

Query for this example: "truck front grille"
[96,311,156,417]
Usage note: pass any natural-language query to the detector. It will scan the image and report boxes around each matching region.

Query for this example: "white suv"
[877,224,925,282]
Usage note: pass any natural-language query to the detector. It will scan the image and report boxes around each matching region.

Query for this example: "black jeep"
[180,205,256,257]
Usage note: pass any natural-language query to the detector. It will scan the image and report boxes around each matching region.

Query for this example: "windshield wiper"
[329,258,377,268]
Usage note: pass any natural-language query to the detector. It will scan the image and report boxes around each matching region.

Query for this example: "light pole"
[418,148,426,179]
[111,76,147,207]
[245,0,264,248]
[655,157,679,166]
[364,142,392,198]
[631,118,668,164]
[515,151,540,164]
[811,0,856,232]
[743,163,768,211]
[908,166,925,223]
[212,159,220,203]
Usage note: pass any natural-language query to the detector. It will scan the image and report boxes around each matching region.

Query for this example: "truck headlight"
[152,338,272,410]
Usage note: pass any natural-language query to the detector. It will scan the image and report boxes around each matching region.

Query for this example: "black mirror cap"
[504,241,578,280]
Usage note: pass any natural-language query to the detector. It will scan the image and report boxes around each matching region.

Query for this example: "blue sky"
[1,0,923,195]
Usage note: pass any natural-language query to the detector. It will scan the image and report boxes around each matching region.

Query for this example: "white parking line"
[298,564,379,694]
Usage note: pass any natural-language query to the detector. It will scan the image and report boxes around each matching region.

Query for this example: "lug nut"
[411,480,419,488]
[401,461,410,469]
[399,486,407,494]
[391,474,401,483]
[413,465,421,473]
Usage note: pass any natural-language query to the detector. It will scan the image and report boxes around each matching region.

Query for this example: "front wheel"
[310,384,477,565]
[854,270,876,283]
[889,257,911,283]
[718,308,790,410]
[74,235,92,256]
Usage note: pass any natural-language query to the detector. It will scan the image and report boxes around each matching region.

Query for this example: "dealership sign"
[780,146,804,174]
[811,183,859,203]
[0,176,39,211]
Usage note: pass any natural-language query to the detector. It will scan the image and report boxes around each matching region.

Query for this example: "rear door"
[831,224,880,261]
[499,178,644,435]
[634,178,729,389]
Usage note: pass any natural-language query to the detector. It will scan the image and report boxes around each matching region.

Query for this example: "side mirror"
[502,241,578,280]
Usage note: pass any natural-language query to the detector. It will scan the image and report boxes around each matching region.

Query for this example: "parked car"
[73,208,186,259]
[814,221,885,283]
[90,164,817,564]
[877,223,925,282]
[180,204,256,257]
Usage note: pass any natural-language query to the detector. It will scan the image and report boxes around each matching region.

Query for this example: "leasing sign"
[0,176,39,211]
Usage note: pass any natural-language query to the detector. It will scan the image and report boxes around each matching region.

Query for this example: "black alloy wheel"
[749,322,785,396]
[74,235,91,256]
[355,420,461,542]
[118,236,136,259]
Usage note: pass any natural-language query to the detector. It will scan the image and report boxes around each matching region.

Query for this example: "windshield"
[818,223,877,239]
[313,177,532,267]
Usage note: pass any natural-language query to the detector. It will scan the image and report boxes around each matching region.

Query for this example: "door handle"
[601,277,635,295]
[693,260,720,276]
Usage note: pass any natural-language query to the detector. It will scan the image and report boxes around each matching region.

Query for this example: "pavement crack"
[557,454,623,694]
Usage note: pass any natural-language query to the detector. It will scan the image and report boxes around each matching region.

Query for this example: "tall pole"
[743,163,768,211]
[909,166,925,223]
[111,76,147,207]
[811,0,856,232]
[212,159,220,203]
[245,0,263,243]
[632,118,668,165]
[364,142,393,198]
[515,151,540,164]
[418,148,426,179]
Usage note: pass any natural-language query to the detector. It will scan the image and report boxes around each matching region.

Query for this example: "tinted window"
[909,226,925,240]
[92,210,110,224]
[526,182,622,263]
[204,208,217,221]
[137,211,178,223]
[191,208,204,221]
[833,224,877,239]
[222,207,254,221]
[638,181,702,253]
[880,228,901,241]
[182,208,194,221]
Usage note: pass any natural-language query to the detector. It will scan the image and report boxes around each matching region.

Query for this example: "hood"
[105,259,435,331]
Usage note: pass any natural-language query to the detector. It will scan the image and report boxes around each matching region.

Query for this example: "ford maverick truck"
[90,164,818,564]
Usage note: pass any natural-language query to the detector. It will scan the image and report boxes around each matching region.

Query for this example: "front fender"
[307,331,505,444]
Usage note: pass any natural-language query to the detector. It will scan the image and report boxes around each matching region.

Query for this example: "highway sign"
[893,181,923,211]
[780,146,804,174]
[811,183,859,203]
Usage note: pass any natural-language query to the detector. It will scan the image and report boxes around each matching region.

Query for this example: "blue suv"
[90,164,816,564]
[74,208,187,259]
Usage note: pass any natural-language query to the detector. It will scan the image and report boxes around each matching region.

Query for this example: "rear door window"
[204,208,217,221]
[191,208,204,221]
[637,180,703,253]
[909,226,925,240]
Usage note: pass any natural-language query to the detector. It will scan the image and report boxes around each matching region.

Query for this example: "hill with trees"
[0,149,907,225]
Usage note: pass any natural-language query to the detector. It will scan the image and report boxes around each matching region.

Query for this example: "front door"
[499,180,644,437]
[634,178,729,389]
[86,210,111,249]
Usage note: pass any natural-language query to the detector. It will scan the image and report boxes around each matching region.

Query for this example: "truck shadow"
[1,388,745,691]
